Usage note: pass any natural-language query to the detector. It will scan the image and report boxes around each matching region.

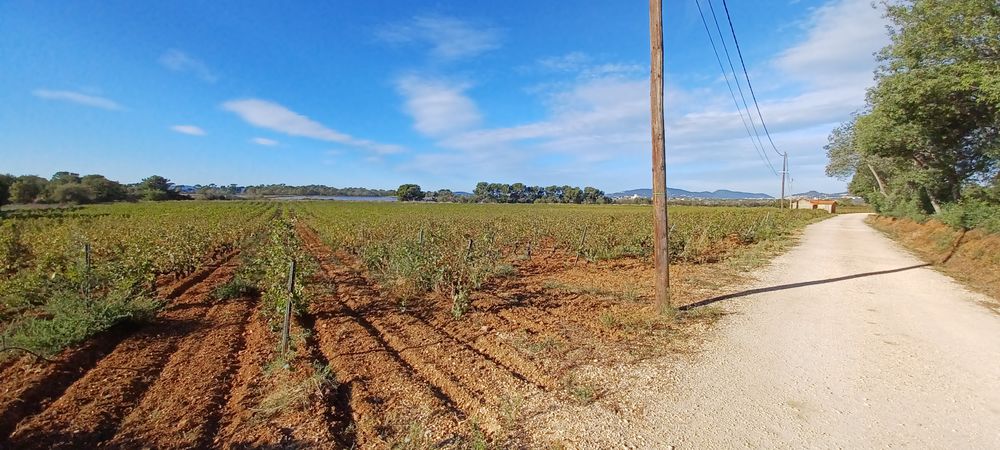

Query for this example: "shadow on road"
[681,263,931,310]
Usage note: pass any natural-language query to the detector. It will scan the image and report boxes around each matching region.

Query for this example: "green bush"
[2,283,160,357]
[938,199,1000,233]
[213,277,260,300]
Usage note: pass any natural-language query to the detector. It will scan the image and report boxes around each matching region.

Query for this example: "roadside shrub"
[938,199,1000,233]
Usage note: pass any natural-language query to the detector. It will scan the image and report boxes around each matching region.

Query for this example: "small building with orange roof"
[791,198,837,213]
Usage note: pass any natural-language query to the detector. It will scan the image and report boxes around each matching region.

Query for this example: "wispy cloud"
[538,52,591,72]
[774,0,887,89]
[32,89,124,110]
[221,98,403,154]
[394,0,888,194]
[440,77,649,160]
[395,75,482,137]
[376,14,501,60]
[170,124,206,136]
[251,137,278,146]
[537,52,643,78]
[159,49,218,82]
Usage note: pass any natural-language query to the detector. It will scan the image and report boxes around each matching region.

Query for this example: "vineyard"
[0,201,826,448]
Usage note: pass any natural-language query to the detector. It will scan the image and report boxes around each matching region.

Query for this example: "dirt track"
[536,213,1000,448]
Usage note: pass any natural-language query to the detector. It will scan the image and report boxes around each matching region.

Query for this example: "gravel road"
[537,213,1000,448]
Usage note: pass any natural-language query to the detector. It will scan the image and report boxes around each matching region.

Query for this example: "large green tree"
[138,175,179,201]
[81,174,126,202]
[9,176,48,204]
[0,174,14,208]
[396,184,424,202]
[51,183,96,204]
[829,0,999,214]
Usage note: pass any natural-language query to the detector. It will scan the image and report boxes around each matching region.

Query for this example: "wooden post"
[82,242,92,298]
[575,228,589,264]
[526,242,532,259]
[418,228,424,245]
[466,238,474,257]
[780,152,788,209]
[650,0,672,313]
[281,260,296,355]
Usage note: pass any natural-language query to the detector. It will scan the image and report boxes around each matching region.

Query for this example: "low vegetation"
[0,201,275,358]
[295,202,826,307]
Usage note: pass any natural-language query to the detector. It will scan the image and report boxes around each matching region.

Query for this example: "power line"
[693,0,778,177]
[704,0,776,172]
[721,0,785,158]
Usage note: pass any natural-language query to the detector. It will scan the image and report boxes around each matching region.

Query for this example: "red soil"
[0,226,722,449]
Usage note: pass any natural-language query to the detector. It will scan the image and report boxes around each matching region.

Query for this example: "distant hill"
[791,191,849,199]
[610,188,774,200]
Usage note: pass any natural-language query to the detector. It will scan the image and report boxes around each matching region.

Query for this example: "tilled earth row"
[294,224,686,447]
[0,227,686,449]
[0,253,336,449]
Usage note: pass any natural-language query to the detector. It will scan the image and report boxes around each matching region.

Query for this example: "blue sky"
[0,0,888,195]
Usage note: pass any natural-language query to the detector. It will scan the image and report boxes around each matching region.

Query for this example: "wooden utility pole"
[649,0,671,313]
[780,153,787,209]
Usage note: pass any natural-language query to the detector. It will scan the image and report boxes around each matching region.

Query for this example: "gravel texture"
[534,213,1000,448]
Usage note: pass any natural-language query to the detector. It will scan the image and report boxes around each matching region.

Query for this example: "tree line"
[241,184,395,197]
[190,184,395,200]
[396,182,613,204]
[0,172,183,207]
[825,0,999,231]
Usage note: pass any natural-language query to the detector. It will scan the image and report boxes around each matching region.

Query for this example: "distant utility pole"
[649,0,671,312]
[780,153,788,209]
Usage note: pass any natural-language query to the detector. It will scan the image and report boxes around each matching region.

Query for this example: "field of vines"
[0,201,826,448]
[295,202,825,311]
[0,202,277,356]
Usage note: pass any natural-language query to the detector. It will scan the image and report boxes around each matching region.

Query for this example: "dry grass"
[252,363,336,423]
[868,216,1000,309]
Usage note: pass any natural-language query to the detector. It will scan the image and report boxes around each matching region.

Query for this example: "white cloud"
[377,15,501,60]
[580,63,645,79]
[32,89,123,110]
[170,124,206,136]
[392,0,889,194]
[536,52,644,79]
[774,0,887,89]
[221,98,403,154]
[251,137,278,146]
[440,77,649,159]
[159,49,218,82]
[538,52,591,71]
[395,75,482,137]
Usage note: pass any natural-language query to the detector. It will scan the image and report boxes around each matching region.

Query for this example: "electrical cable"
[694,0,778,177]
[721,0,786,157]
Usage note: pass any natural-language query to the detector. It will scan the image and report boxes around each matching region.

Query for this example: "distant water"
[267,195,397,202]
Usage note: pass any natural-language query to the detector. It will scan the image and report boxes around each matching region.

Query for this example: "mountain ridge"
[609,188,774,200]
